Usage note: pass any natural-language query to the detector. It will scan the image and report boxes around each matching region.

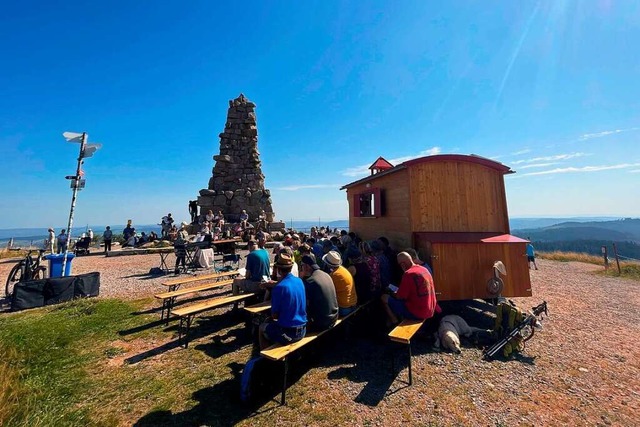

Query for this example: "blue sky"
[1,1,639,229]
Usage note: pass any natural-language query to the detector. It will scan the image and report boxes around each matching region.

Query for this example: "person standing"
[103,226,113,253]
[188,200,198,223]
[526,238,539,270]
[57,229,68,254]
[173,222,190,274]
[47,228,55,253]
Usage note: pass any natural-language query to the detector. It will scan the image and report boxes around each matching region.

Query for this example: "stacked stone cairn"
[198,94,275,224]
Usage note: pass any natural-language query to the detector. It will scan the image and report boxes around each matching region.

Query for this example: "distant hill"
[512,218,640,260]
[513,218,640,242]
[509,217,621,230]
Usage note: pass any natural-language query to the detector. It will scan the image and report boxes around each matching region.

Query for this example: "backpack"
[493,301,525,358]
[239,356,279,404]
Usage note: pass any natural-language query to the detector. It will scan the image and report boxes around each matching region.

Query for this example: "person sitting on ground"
[346,247,375,303]
[214,210,225,228]
[381,252,439,328]
[200,221,211,236]
[232,239,271,297]
[148,231,158,242]
[205,209,215,224]
[404,248,433,275]
[322,250,358,317]
[239,209,249,229]
[125,229,137,248]
[173,222,189,274]
[300,254,338,332]
[258,253,307,350]
[138,232,149,245]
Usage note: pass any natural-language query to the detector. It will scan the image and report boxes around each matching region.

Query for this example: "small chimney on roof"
[368,156,394,175]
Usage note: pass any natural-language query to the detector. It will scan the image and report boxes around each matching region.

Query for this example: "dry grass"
[0,249,28,260]
[0,347,25,426]
[539,250,640,281]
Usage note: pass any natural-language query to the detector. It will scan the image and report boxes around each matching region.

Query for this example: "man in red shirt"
[381,251,439,326]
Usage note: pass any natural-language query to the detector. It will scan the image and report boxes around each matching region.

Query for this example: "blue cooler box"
[44,253,76,277]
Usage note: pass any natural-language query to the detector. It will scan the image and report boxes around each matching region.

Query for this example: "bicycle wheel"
[5,263,24,299]
[32,266,47,280]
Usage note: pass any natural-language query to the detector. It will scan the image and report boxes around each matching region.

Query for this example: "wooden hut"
[341,154,531,301]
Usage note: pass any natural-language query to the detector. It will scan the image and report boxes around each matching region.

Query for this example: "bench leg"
[166,296,177,324]
[407,341,413,386]
[281,357,289,405]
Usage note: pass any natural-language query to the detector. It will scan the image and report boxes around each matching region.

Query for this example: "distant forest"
[513,218,640,261]
[531,240,640,260]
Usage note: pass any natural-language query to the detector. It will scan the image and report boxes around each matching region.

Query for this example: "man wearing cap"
[259,253,307,349]
[300,255,339,331]
[381,251,439,327]
[232,239,271,296]
[322,250,358,316]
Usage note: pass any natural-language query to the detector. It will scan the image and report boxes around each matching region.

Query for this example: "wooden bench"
[388,319,426,385]
[243,300,271,315]
[160,270,240,292]
[260,304,367,405]
[154,279,234,322]
[171,293,256,348]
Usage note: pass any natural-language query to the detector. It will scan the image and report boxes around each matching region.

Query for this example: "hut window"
[353,188,383,217]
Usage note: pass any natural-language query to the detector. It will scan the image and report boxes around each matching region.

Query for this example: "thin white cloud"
[342,147,442,177]
[511,148,531,156]
[518,162,559,169]
[521,163,640,177]
[275,184,340,191]
[629,169,640,173]
[510,152,588,165]
[579,127,639,141]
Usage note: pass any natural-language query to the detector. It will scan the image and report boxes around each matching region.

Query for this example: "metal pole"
[62,132,86,276]
[612,243,621,276]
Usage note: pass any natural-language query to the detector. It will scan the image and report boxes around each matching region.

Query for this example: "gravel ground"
[0,249,252,301]
[1,254,638,425]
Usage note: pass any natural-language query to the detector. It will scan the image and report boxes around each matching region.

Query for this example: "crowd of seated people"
[231,227,440,350]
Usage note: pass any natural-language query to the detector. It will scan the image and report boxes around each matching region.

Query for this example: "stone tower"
[198,94,275,222]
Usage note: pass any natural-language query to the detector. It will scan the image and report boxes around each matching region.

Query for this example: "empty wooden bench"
[172,293,256,348]
[155,279,234,322]
[388,318,426,385]
[260,304,367,404]
[161,270,240,292]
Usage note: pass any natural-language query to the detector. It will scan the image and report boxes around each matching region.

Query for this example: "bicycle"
[5,249,47,299]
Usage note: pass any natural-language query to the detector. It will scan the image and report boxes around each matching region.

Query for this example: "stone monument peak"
[198,94,274,222]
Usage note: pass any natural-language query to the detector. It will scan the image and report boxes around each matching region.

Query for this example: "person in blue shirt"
[526,238,538,270]
[259,253,307,349]
[232,240,271,296]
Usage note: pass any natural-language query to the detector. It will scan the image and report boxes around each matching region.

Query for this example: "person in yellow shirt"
[322,250,357,316]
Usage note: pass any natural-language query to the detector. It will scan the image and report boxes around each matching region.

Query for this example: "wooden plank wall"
[408,161,510,233]
[428,242,532,301]
[346,169,413,249]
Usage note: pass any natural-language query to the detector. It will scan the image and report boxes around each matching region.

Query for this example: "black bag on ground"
[11,279,47,311]
[74,272,100,297]
[44,276,76,305]
[239,356,281,404]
